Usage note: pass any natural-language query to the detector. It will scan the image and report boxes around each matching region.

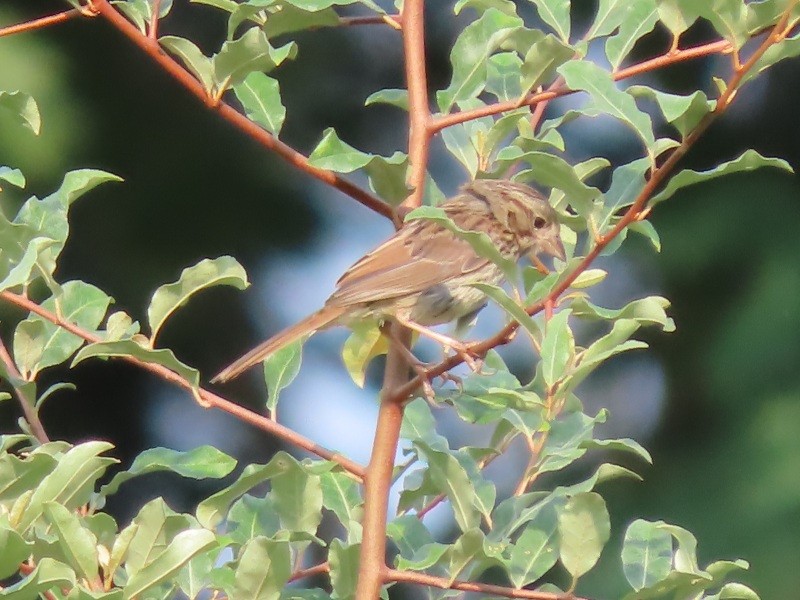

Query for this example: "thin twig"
[387,19,793,405]
[0,8,87,38]
[431,38,732,133]
[87,0,394,221]
[387,567,586,600]
[148,0,162,40]
[0,338,50,444]
[0,290,365,479]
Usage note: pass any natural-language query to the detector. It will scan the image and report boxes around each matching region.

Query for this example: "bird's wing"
[329,218,488,306]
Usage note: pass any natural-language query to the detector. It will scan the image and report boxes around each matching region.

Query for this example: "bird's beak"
[540,234,566,262]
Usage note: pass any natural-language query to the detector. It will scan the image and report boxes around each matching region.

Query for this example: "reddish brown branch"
[388,18,792,405]
[0,338,49,444]
[400,0,432,209]
[87,0,393,221]
[0,8,86,38]
[431,38,732,133]
[288,561,330,582]
[388,567,586,599]
[0,290,365,479]
[148,0,162,40]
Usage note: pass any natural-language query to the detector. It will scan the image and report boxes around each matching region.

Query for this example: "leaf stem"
[0,337,50,444]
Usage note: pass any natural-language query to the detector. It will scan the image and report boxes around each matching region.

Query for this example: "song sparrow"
[213,179,565,383]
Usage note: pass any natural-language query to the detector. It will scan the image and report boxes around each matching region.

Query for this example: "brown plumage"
[212,179,565,383]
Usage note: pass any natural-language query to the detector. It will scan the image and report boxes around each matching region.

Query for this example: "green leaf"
[651,149,793,204]
[557,491,610,579]
[18,441,117,530]
[506,150,601,216]
[213,28,296,89]
[413,442,480,532]
[437,9,523,111]
[559,60,655,149]
[485,52,523,101]
[328,540,360,600]
[227,495,281,543]
[365,88,409,110]
[197,462,280,528]
[0,166,25,188]
[320,470,363,532]
[604,0,658,69]
[0,527,32,579]
[508,501,560,587]
[234,72,285,134]
[0,558,75,600]
[308,129,410,203]
[100,446,237,497]
[43,502,99,582]
[123,529,216,600]
[160,36,215,93]
[149,256,248,343]
[261,5,341,37]
[540,309,573,387]
[232,537,291,600]
[454,0,519,16]
[656,0,702,36]
[471,282,542,340]
[0,447,58,502]
[529,0,571,42]
[125,498,194,576]
[622,519,673,590]
[270,453,324,535]
[743,31,800,85]
[582,437,652,464]
[519,34,574,92]
[697,0,749,49]
[571,295,674,331]
[341,322,388,388]
[628,86,711,138]
[72,340,201,390]
[0,91,41,135]
[14,281,113,378]
[263,339,303,411]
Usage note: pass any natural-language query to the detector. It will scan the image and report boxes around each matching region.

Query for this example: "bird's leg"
[392,316,483,372]
[379,323,437,401]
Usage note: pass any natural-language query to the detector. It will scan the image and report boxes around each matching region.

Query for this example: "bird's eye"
[533,216,547,229]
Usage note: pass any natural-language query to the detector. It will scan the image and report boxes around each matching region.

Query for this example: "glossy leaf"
[651,150,793,204]
[622,519,673,590]
[148,256,248,343]
[559,60,655,149]
[123,529,216,600]
[0,91,41,134]
[72,340,201,390]
[604,0,658,69]
[529,0,571,42]
[43,502,99,583]
[14,281,112,378]
[160,36,215,93]
[558,492,610,579]
[234,72,285,134]
[508,501,560,587]
[437,9,523,111]
[232,537,291,600]
[100,446,237,497]
[540,309,573,387]
[18,441,117,530]
[263,338,303,410]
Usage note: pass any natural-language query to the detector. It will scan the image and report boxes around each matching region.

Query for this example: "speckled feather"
[213,179,564,382]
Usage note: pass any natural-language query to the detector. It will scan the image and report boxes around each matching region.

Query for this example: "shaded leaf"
[148,256,248,343]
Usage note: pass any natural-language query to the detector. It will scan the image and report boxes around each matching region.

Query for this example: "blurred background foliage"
[1,1,799,597]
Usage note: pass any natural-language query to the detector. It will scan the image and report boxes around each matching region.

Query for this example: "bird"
[212,179,565,383]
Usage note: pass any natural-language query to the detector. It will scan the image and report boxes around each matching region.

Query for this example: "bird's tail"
[212,305,346,383]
